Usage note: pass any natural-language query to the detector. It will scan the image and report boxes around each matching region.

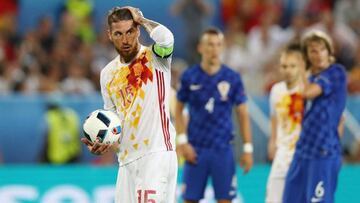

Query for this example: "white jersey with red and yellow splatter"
[270,82,303,151]
[100,45,175,166]
[269,81,304,176]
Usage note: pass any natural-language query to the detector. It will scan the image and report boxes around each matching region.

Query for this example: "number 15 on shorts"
[137,189,157,203]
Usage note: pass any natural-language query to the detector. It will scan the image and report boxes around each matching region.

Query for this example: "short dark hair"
[107,7,134,28]
[199,27,224,44]
[283,42,303,55]
[201,27,223,37]
[281,42,306,66]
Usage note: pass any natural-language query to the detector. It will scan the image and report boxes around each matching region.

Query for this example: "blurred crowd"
[0,0,360,96]
[0,0,115,96]
[219,0,360,95]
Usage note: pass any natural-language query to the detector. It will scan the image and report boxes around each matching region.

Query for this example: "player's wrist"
[243,142,254,154]
[177,133,188,145]
[137,16,146,25]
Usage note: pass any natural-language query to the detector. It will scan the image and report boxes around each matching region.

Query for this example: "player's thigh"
[283,157,307,203]
[266,176,285,203]
[306,157,341,203]
[115,164,137,203]
[210,147,236,200]
[182,149,210,201]
[137,151,178,203]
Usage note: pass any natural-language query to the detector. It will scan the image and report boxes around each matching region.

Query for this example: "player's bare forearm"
[270,115,277,143]
[175,100,197,163]
[338,115,345,138]
[268,115,277,160]
[301,68,322,99]
[125,6,173,58]
[236,104,252,144]
[237,104,254,173]
[138,18,160,34]
[303,83,322,99]
[124,6,160,34]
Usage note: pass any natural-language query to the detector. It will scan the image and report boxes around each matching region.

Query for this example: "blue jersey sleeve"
[313,65,346,96]
[233,74,247,105]
[313,74,332,96]
[177,71,190,103]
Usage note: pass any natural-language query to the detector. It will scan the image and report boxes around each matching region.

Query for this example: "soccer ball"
[83,109,122,144]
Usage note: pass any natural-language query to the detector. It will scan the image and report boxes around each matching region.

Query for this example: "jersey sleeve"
[233,74,247,105]
[313,65,345,96]
[313,74,332,96]
[150,25,174,58]
[100,69,116,112]
[176,71,190,103]
[149,25,174,71]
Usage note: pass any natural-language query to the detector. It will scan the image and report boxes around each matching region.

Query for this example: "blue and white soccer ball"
[83,109,122,144]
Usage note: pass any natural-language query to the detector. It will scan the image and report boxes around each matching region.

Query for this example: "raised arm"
[125,6,174,58]
[301,68,322,100]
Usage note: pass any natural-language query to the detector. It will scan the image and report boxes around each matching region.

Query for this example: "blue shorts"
[182,147,236,201]
[283,155,341,203]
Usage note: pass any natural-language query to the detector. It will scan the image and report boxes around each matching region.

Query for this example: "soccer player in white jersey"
[266,43,305,203]
[81,6,177,203]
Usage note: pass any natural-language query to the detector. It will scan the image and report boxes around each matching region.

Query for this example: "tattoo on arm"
[139,18,159,33]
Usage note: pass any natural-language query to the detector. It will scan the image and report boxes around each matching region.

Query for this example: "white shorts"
[115,151,178,203]
[266,150,293,203]
[266,175,285,203]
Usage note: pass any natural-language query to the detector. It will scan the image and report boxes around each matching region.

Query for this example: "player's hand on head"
[240,153,253,174]
[122,6,144,24]
[177,143,197,164]
[81,137,112,156]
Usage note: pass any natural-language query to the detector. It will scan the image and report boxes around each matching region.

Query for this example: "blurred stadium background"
[0,0,359,202]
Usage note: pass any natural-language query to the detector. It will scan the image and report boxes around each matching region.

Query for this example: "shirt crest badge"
[217,81,230,101]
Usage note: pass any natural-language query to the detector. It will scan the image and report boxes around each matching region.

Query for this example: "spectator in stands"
[304,0,332,24]
[36,16,55,53]
[285,12,308,42]
[348,42,360,94]
[39,63,62,94]
[171,0,212,65]
[91,32,117,90]
[61,60,95,95]
[64,0,95,43]
[222,17,251,75]
[246,8,292,95]
[0,12,19,63]
[335,0,360,36]
[0,61,11,95]
[305,9,358,69]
